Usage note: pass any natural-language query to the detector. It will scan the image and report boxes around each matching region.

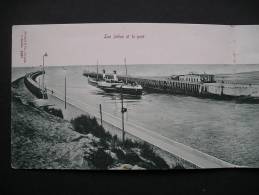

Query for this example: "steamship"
[97,70,143,95]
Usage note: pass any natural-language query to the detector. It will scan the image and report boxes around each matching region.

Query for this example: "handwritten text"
[104,33,145,39]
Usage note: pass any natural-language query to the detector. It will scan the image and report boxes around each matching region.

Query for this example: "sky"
[12,23,259,67]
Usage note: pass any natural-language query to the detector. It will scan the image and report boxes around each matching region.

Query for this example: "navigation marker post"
[39,65,42,89]
[42,52,48,99]
[124,57,128,84]
[99,104,103,127]
[65,74,67,109]
[97,59,99,81]
[63,67,67,109]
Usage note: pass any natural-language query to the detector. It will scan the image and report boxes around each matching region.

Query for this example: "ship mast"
[124,57,128,84]
[97,59,99,81]
[233,37,236,65]
[231,25,237,65]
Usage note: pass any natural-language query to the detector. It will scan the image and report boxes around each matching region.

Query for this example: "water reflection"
[94,90,143,100]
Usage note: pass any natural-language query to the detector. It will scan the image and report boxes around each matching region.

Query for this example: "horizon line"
[12,63,259,68]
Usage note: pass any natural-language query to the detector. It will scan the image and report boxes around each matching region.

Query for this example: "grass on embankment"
[43,106,64,119]
[71,115,173,169]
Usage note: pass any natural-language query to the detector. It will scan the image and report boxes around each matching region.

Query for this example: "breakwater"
[24,71,48,99]
[83,71,259,101]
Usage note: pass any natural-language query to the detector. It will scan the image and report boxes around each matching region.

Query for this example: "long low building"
[177,73,215,83]
[204,82,259,97]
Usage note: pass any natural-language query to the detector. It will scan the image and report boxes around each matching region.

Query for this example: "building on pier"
[173,73,215,83]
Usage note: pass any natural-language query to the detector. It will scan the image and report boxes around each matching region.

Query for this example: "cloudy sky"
[12,23,259,67]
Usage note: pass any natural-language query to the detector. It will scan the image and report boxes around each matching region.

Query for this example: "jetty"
[24,71,48,99]
[83,71,259,101]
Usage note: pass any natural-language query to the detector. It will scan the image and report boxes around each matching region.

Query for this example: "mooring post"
[121,87,127,144]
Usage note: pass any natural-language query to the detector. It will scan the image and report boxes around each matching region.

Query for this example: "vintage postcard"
[11,23,259,169]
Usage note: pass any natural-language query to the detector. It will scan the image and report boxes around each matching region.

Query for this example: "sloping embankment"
[11,77,97,169]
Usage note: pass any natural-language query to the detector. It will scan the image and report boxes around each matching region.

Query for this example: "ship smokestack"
[113,70,118,81]
[102,69,106,79]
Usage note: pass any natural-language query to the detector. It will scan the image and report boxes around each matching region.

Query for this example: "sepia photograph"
[11,23,259,170]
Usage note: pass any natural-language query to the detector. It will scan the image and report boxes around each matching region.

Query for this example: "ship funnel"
[102,69,106,79]
[113,70,118,81]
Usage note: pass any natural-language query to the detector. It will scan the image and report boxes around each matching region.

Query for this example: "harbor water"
[12,64,259,167]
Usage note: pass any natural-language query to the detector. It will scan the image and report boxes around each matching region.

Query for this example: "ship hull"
[115,86,143,95]
[88,77,98,86]
[99,85,143,95]
[97,81,143,95]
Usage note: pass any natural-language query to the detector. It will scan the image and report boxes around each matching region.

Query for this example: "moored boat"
[114,57,143,95]
[97,79,123,92]
[88,77,99,85]
[115,83,143,95]
[87,58,144,95]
